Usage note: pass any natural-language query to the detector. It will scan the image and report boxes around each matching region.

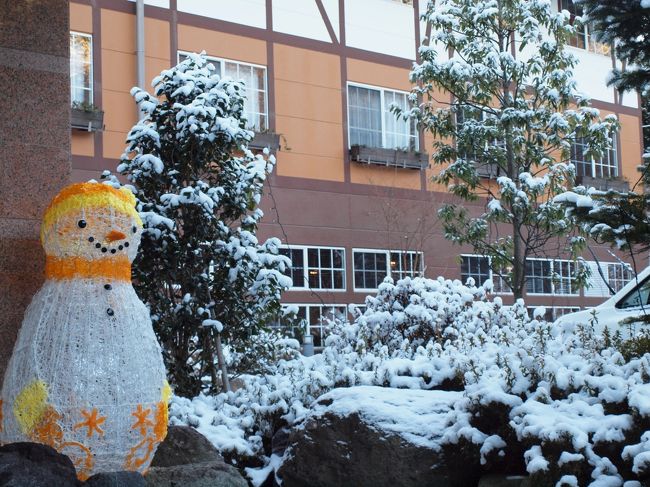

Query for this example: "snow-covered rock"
[278,386,466,487]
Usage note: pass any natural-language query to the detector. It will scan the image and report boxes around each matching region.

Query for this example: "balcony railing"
[71,106,104,132]
[575,174,629,192]
[249,132,281,153]
[350,145,429,170]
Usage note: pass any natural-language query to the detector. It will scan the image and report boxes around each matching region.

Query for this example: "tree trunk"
[214,333,231,392]
[511,218,525,300]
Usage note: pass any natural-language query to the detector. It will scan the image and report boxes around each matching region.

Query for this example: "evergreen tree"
[556,0,650,253]
[407,0,618,299]
[112,53,291,397]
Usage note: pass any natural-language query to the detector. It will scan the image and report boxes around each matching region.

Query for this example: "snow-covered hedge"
[170,276,650,486]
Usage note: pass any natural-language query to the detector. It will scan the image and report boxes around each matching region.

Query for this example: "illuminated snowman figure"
[0,182,169,480]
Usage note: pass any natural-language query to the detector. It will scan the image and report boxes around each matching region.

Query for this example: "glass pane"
[308,249,319,267]
[320,249,332,268]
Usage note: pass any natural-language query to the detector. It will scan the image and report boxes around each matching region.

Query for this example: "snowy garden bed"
[169,276,650,486]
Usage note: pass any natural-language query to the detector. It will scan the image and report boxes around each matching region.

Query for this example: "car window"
[616,276,650,309]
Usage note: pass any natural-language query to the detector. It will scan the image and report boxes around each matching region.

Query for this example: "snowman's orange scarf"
[45,256,132,282]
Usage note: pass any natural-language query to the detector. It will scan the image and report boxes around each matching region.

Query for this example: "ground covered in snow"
[169,276,650,486]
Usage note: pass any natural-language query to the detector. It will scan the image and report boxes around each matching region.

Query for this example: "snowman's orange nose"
[105,230,127,242]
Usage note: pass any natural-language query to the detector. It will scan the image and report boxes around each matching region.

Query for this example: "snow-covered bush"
[107,53,292,396]
[171,276,650,486]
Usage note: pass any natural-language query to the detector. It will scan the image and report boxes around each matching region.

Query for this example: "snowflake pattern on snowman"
[0,182,169,480]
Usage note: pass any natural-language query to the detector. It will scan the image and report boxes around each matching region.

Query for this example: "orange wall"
[274,44,344,181]
[101,9,170,161]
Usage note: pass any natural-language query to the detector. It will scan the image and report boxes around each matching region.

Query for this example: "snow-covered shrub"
[107,53,292,396]
[171,275,650,486]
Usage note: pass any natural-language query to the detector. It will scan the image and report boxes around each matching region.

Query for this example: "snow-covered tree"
[113,53,291,397]
[407,0,618,299]
[556,0,650,255]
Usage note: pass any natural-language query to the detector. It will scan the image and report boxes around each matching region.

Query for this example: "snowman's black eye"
[78,220,87,228]
[132,226,137,234]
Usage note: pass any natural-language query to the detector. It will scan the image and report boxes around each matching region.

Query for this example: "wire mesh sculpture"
[0,182,169,480]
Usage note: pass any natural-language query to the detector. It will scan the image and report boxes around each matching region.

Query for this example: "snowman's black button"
[104,284,112,291]
[107,308,114,316]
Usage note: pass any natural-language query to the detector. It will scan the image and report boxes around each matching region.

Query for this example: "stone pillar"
[0,0,71,383]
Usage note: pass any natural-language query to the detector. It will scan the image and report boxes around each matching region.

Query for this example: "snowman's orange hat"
[41,182,142,244]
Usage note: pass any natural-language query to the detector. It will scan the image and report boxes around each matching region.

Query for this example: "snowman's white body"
[0,183,169,480]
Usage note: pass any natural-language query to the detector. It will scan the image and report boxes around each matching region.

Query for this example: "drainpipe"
[136,0,145,118]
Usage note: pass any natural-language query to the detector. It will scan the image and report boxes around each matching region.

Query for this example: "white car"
[555,266,650,336]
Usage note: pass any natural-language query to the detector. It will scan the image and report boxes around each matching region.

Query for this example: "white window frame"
[352,248,424,292]
[177,51,269,132]
[279,245,347,292]
[560,0,611,56]
[526,306,581,322]
[70,31,94,106]
[607,262,634,294]
[347,81,419,151]
[278,303,349,347]
[460,254,512,295]
[571,137,619,179]
[525,258,580,296]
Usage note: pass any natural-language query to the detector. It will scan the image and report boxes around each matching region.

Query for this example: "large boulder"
[83,471,145,487]
[0,442,80,487]
[144,461,248,487]
[278,386,472,487]
[146,425,246,487]
[151,426,222,467]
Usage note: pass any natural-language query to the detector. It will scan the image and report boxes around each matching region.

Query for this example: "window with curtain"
[177,52,268,132]
[348,84,418,150]
[70,32,93,106]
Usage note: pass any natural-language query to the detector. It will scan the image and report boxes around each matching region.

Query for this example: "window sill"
[71,107,104,132]
[575,174,629,192]
[350,145,428,170]
[249,131,280,153]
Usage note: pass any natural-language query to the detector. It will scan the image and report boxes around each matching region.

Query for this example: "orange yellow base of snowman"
[0,182,171,480]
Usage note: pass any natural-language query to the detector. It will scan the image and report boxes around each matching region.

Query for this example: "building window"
[571,137,618,179]
[526,258,578,295]
[460,255,511,293]
[277,304,348,347]
[527,306,580,322]
[70,32,93,106]
[178,52,268,131]
[279,246,345,291]
[390,251,423,280]
[348,83,418,150]
[353,249,424,290]
[461,255,490,287]
[608,263,634,293]
[559,0,611,55]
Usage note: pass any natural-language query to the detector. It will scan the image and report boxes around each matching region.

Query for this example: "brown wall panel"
[275,151,345,181]
[178,24,267,65]
[103,130,128,159]
[101,9,136,53]
[145,17,171,62]
[274,43,340,89]
[275,79,342,123]
[275,116,343,160]
[102,49,137,92]
[346,58,412,92]
[71,132,95,156]
[350,163,421,190]
[70,3,93,33]
[619,113,643,183]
